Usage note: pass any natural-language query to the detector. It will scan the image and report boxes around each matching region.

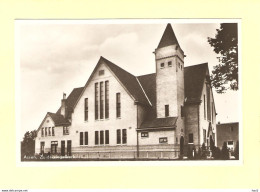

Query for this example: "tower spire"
[157,23,180,49]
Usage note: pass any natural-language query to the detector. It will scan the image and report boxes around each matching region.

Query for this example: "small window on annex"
[141,132,149,137]
[159,137,168,143]
[168,61,172,67]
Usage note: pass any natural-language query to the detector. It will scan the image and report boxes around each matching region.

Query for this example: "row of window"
[84,81,121,121]
[41,126,70,137]
[160,61,183,71]
[79,129,126,146]
[41,127,55,137]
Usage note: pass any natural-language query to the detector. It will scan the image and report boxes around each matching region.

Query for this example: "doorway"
[61,140,65,156]
[67,140,72,156]
[180,136,184,155]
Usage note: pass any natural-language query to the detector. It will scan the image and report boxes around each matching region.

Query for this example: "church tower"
[155,24,185,119]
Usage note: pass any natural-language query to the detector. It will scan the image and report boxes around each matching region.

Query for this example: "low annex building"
[35,24,217,159]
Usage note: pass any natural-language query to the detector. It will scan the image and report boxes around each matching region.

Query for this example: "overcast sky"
[18,20,240,138]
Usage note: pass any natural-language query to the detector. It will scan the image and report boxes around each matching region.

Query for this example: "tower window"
[189,133,194,143]
[160,63,164,68]
[165,105,169,117]
[168,61,172,67]
[181,105,184,117]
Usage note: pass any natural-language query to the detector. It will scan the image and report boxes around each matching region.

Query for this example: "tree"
[221,141,230,160]
[208,23,238,93]
[21,130,37,158]
[234,140,239,160]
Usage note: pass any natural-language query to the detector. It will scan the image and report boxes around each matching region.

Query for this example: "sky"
[18,20,240,139]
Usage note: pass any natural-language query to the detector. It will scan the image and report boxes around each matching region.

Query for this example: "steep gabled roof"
[184,63,208,103]
[47,112,70,126]
[73,57,151,109]
[157,23,180,49]
[102,57,151,106]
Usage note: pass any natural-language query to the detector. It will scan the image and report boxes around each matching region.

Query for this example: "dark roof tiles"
[140,117,178,128]
[184,63,208,103]
[47,112,70,126]
[157,23,180,49]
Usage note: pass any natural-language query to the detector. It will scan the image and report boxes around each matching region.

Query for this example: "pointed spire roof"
[157,23,180,49]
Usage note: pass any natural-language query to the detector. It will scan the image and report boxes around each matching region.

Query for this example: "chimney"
[61,93,66,118]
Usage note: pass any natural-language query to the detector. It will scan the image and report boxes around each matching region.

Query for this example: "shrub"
[234,140,239,160]
[201,143,207,159]
[212,146,221,160]
[221,142,230,160]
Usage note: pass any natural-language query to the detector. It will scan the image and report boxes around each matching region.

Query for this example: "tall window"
[52,127,55,136]
[80,132,83,145]
[95,83,99,120]
[204,94,206,120]
[181,105,184,117]
[203,129,206,144]
[45,127,47,136]
[105,81,109,119]
[63,126,69,135]
[100,130,104,145]
[41,128,44,137]
[48,127,51,136]
[100,82,104,119]
[84,98,88,121]
[117,129,121,144]
[206,85,211,121]
[122,129,127,144]
[116,93,121,118]
[80,132,88,145]
[85,132,88,145]
[165,105,169,117]
[95,131,99,145]
[189,133,193,143]
[105,130,109,144]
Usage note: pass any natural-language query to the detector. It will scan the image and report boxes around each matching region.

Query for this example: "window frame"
[116,93,121,118]
[188,133,194,144]
[160,62,165,68]
[165,105,169,117]
[159,137,168,143]
[84,98,88,121]
[141,132,149,138]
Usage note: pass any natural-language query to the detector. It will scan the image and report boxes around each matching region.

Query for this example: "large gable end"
[72,56,151,109]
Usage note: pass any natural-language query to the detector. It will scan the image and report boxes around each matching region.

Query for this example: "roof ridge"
[184,63,208,68]
[137,73,156,78]
[101,56,136,77]
[136,77,152,106]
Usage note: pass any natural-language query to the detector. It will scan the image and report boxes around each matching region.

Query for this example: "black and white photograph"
[17,19,241,163]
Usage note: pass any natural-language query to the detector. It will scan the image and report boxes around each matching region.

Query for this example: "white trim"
[136,77,152,106]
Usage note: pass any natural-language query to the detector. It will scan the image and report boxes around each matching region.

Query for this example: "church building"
[35,24,217,159]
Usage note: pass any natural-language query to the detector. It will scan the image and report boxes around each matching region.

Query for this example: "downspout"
[198,103,200,148]
[136,105,139,158]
